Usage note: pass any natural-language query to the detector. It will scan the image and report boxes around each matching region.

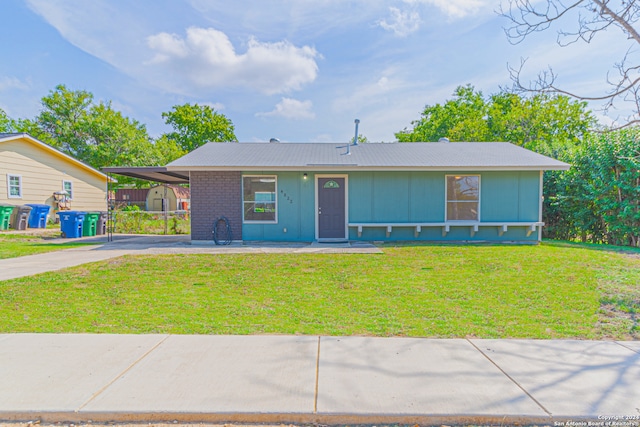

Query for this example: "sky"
[0,0,630,143]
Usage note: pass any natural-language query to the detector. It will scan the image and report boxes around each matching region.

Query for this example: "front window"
[243,176,277,222]
[7,175,21,198]
[446,175,479,221]
[63,180,73,200]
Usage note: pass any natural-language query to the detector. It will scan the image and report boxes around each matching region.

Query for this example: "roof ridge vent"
[438,137,450,143]
[269,138,280,143]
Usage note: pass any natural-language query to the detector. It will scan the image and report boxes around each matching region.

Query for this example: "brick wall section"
[190,171,242,241]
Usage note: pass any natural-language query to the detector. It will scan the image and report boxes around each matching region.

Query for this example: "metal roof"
[101,166,190,184]
[166,142,570,171]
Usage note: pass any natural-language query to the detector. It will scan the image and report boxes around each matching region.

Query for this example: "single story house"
[105,141,569,243]
[1,133,108,216]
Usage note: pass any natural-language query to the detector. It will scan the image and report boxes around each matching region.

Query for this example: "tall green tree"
[83,102,158,168]
[27,84,160,172]
[36,84,93,156]
[396,85,490,143]
[162,103,236,152]
[396,85,595,153]
[153,135,187,165]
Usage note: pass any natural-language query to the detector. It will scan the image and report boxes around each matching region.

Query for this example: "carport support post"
[163,184,168,235]
[107,172,113,242]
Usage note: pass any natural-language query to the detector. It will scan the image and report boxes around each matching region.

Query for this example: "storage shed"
[146,185,190,211]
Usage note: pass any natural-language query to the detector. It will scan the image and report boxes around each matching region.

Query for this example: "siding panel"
[1,139,107,212]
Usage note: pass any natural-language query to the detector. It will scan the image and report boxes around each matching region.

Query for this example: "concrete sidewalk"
[0,334,638,425]
[0,234,382,281]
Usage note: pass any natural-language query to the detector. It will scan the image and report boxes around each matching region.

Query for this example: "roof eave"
[166,165,571,172]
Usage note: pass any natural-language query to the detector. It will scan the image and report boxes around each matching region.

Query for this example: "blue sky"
[0,0,627,143]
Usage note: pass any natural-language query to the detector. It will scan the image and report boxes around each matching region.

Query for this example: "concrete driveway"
[0,234,381,281]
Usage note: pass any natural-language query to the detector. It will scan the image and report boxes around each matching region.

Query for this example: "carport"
[102,166,190,241]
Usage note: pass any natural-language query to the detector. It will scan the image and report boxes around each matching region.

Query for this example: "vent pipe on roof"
[353,119,360,146]
[269,138,280,143]
[438,137,450,143]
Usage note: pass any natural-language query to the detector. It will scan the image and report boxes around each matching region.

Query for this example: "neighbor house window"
[446,175,480,221]
[7,174,22,198]
[63,180,73,200]
[243,176,277,222]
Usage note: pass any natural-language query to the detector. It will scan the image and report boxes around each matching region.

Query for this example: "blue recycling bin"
[25,204,51,228]
[57,211,86,238]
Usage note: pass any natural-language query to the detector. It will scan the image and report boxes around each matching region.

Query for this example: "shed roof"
[166,141,570,171]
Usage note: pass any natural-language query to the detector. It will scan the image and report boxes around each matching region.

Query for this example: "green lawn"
[0,231,95,259]
[1,242,638,339]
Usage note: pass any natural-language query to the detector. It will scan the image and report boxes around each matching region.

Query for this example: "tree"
[83,101,158,168]
[395,85,595,152]
[0,108,16,132]
[153,135,187,165]
[500,0,640,129]
[36,84,93,155]
[579,129,640,246]
[396,86,490,143]
[547,129,640,246]
[27,84,160,172]
[162,103,236,152]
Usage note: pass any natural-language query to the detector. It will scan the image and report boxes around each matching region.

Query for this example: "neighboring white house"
[0,133,108,215]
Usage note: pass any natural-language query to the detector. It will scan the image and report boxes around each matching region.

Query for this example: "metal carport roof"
[102,166,190,184]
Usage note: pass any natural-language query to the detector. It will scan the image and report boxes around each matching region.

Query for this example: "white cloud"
[378,7,421,37]
[147,27,320,95]
[404,0,487,19]
[333,73,405,112]
[256,97,315,119]
[0,76,30,91]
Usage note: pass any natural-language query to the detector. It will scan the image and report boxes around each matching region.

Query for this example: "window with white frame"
[446,175,480,221]
[63,180,73,200]
[7,174,22,198]
[243,176,277,222]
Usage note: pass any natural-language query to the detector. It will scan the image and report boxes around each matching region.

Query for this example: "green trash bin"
[0,204,16,230]
[82,212,100,237]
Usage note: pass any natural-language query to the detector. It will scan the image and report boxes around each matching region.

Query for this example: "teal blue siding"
[242,170,542,242]
[519,171,541,221]
[410,172,445,221]
[480,171,540,222]
[349,171,444,222]
[242,171,315,242]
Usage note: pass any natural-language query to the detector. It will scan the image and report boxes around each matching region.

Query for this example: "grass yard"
[0,231,95,259]
[0,242,638,339]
